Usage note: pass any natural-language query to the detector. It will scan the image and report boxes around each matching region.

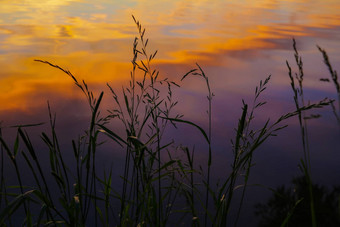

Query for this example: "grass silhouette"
[0,17,338,226]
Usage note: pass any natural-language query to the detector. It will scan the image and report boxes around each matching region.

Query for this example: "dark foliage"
[255,176,340,227]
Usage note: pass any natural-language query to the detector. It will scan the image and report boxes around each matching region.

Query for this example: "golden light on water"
[0,0,339,111]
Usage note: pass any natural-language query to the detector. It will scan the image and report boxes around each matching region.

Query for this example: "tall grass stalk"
[181,63,213,227]
[34,59,106,225]
[287,39,312,226]
[234,75,271,226]
[317,46,340,127]
[101,16,183,226]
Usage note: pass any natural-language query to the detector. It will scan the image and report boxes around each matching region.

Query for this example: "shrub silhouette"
[255,176,340,227]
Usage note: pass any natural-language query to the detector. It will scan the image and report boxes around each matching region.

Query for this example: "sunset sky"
[1,1,340,225]
[1,0,339,110]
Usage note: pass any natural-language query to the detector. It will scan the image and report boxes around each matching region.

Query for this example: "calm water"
[1,0,340,225]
